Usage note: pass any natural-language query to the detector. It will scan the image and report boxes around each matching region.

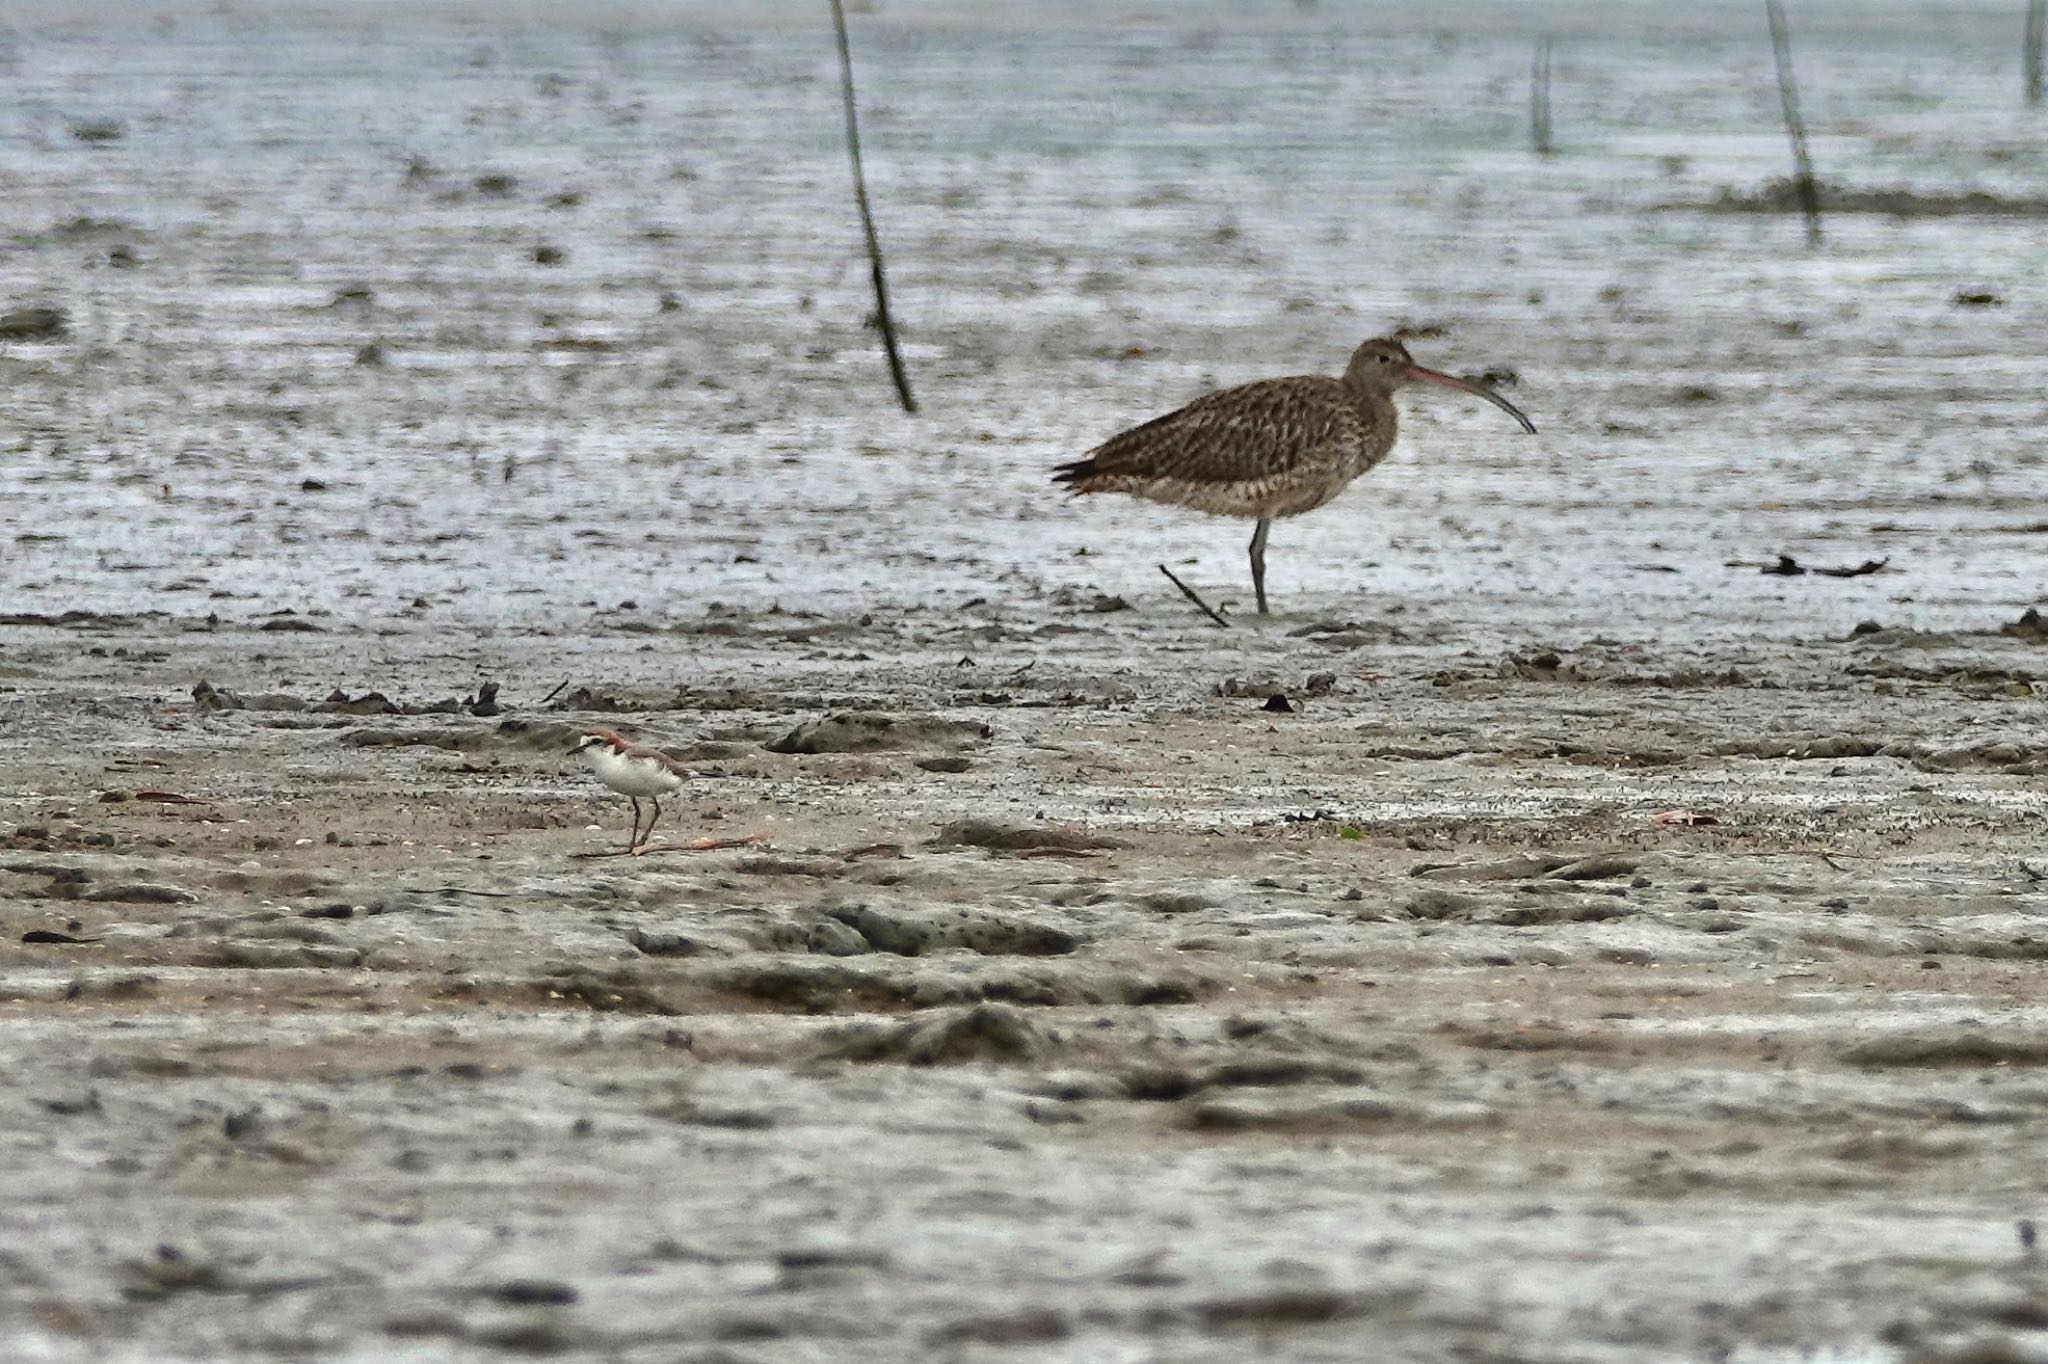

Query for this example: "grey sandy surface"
[3,2,2048,1362]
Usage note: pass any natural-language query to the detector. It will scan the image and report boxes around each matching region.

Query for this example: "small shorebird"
[1053,337,1536,615]
[571,730,686,854]
[569,729,770,857]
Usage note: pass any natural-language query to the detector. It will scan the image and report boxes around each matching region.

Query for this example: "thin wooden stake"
[1530,37,1555,156]
[1765,0,1823,246]
[829,0,917,414]
[2027,0,2046,106]
[1157,564,1231,629]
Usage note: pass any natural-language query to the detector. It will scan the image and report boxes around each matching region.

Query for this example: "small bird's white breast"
[581,745,685,798]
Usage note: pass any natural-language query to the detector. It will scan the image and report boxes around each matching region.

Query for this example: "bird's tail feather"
[1052,458,1103,491]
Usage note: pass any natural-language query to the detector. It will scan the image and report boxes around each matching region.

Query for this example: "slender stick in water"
[1765,0,1822,246]
[2027,0,2046,106]
[829,0,917,414]
[1530,37,1555,156]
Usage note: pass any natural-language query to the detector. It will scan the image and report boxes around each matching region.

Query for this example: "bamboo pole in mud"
[2027,0,2046,106]
[1765,0,1823,246]
[1530,37,1555,156]
[829,0,918,414]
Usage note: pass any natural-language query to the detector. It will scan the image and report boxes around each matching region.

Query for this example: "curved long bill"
[1405,365,1537,434]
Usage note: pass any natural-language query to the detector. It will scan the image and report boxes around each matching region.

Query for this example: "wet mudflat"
[7,614,2048,1364]
[4,1,2048,1361]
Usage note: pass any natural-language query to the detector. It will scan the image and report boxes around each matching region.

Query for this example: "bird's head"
[570,730,626,757]
[1345,336,1537,434]
[1342,337,1417,392]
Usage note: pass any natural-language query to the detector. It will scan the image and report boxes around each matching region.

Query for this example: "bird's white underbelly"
[586,749,683,797]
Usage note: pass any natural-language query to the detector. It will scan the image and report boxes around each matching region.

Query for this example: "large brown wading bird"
[1054,337,1536,615]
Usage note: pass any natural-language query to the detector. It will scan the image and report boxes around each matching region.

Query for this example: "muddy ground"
[6,608,2048,1363]
[5,2,2048,1361]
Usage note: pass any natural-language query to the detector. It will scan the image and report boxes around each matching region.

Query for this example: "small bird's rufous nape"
[1054,337,1536,616]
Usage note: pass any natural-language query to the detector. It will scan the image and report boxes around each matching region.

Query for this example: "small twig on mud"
[436,886,515,898]
[1812,558,1888,579]
[539,678,572,705]
[1750,848,1870,870]
[1157,564,1231,629]
[632,834,770,856]
[1747,554,1887,578]
[572,834,770,860]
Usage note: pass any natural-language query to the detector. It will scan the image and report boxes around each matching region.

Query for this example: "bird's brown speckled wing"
[1058,377,1365,492]
[622,744,689,776]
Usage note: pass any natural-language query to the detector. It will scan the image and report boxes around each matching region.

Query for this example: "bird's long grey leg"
[639,798,663,854]
[1248,518,1272,615]
[626,797,642,853]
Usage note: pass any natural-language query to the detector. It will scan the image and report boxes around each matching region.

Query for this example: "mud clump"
[735,911,872,956]
[0,306,67,339]
[710,958,1199,1013]
[86,882,198,905]
[710,960,924,1012]
[1187,1094,1494,1135]
[2004,608,2048,641]
[1910,742,2048,775]
[824,1003,1051,1065]
[200,680,504,720]
[626,927,716,958]
[766,712,992,754]
[820,902,1080,956]
[1840,1032,2048,1068]
[927,1309,1072,1347]
[342,717,583,753]
[1191,1286,1420,1331]
[1411,854,1578,882]
[193,680,307,713]
[930,821,1125,853]
[1698,179,2048,218]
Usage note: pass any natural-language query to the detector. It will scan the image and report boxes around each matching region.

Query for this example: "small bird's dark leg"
[1248,517,1272,615]
[626,797,643,853]
[635,799,663,855]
